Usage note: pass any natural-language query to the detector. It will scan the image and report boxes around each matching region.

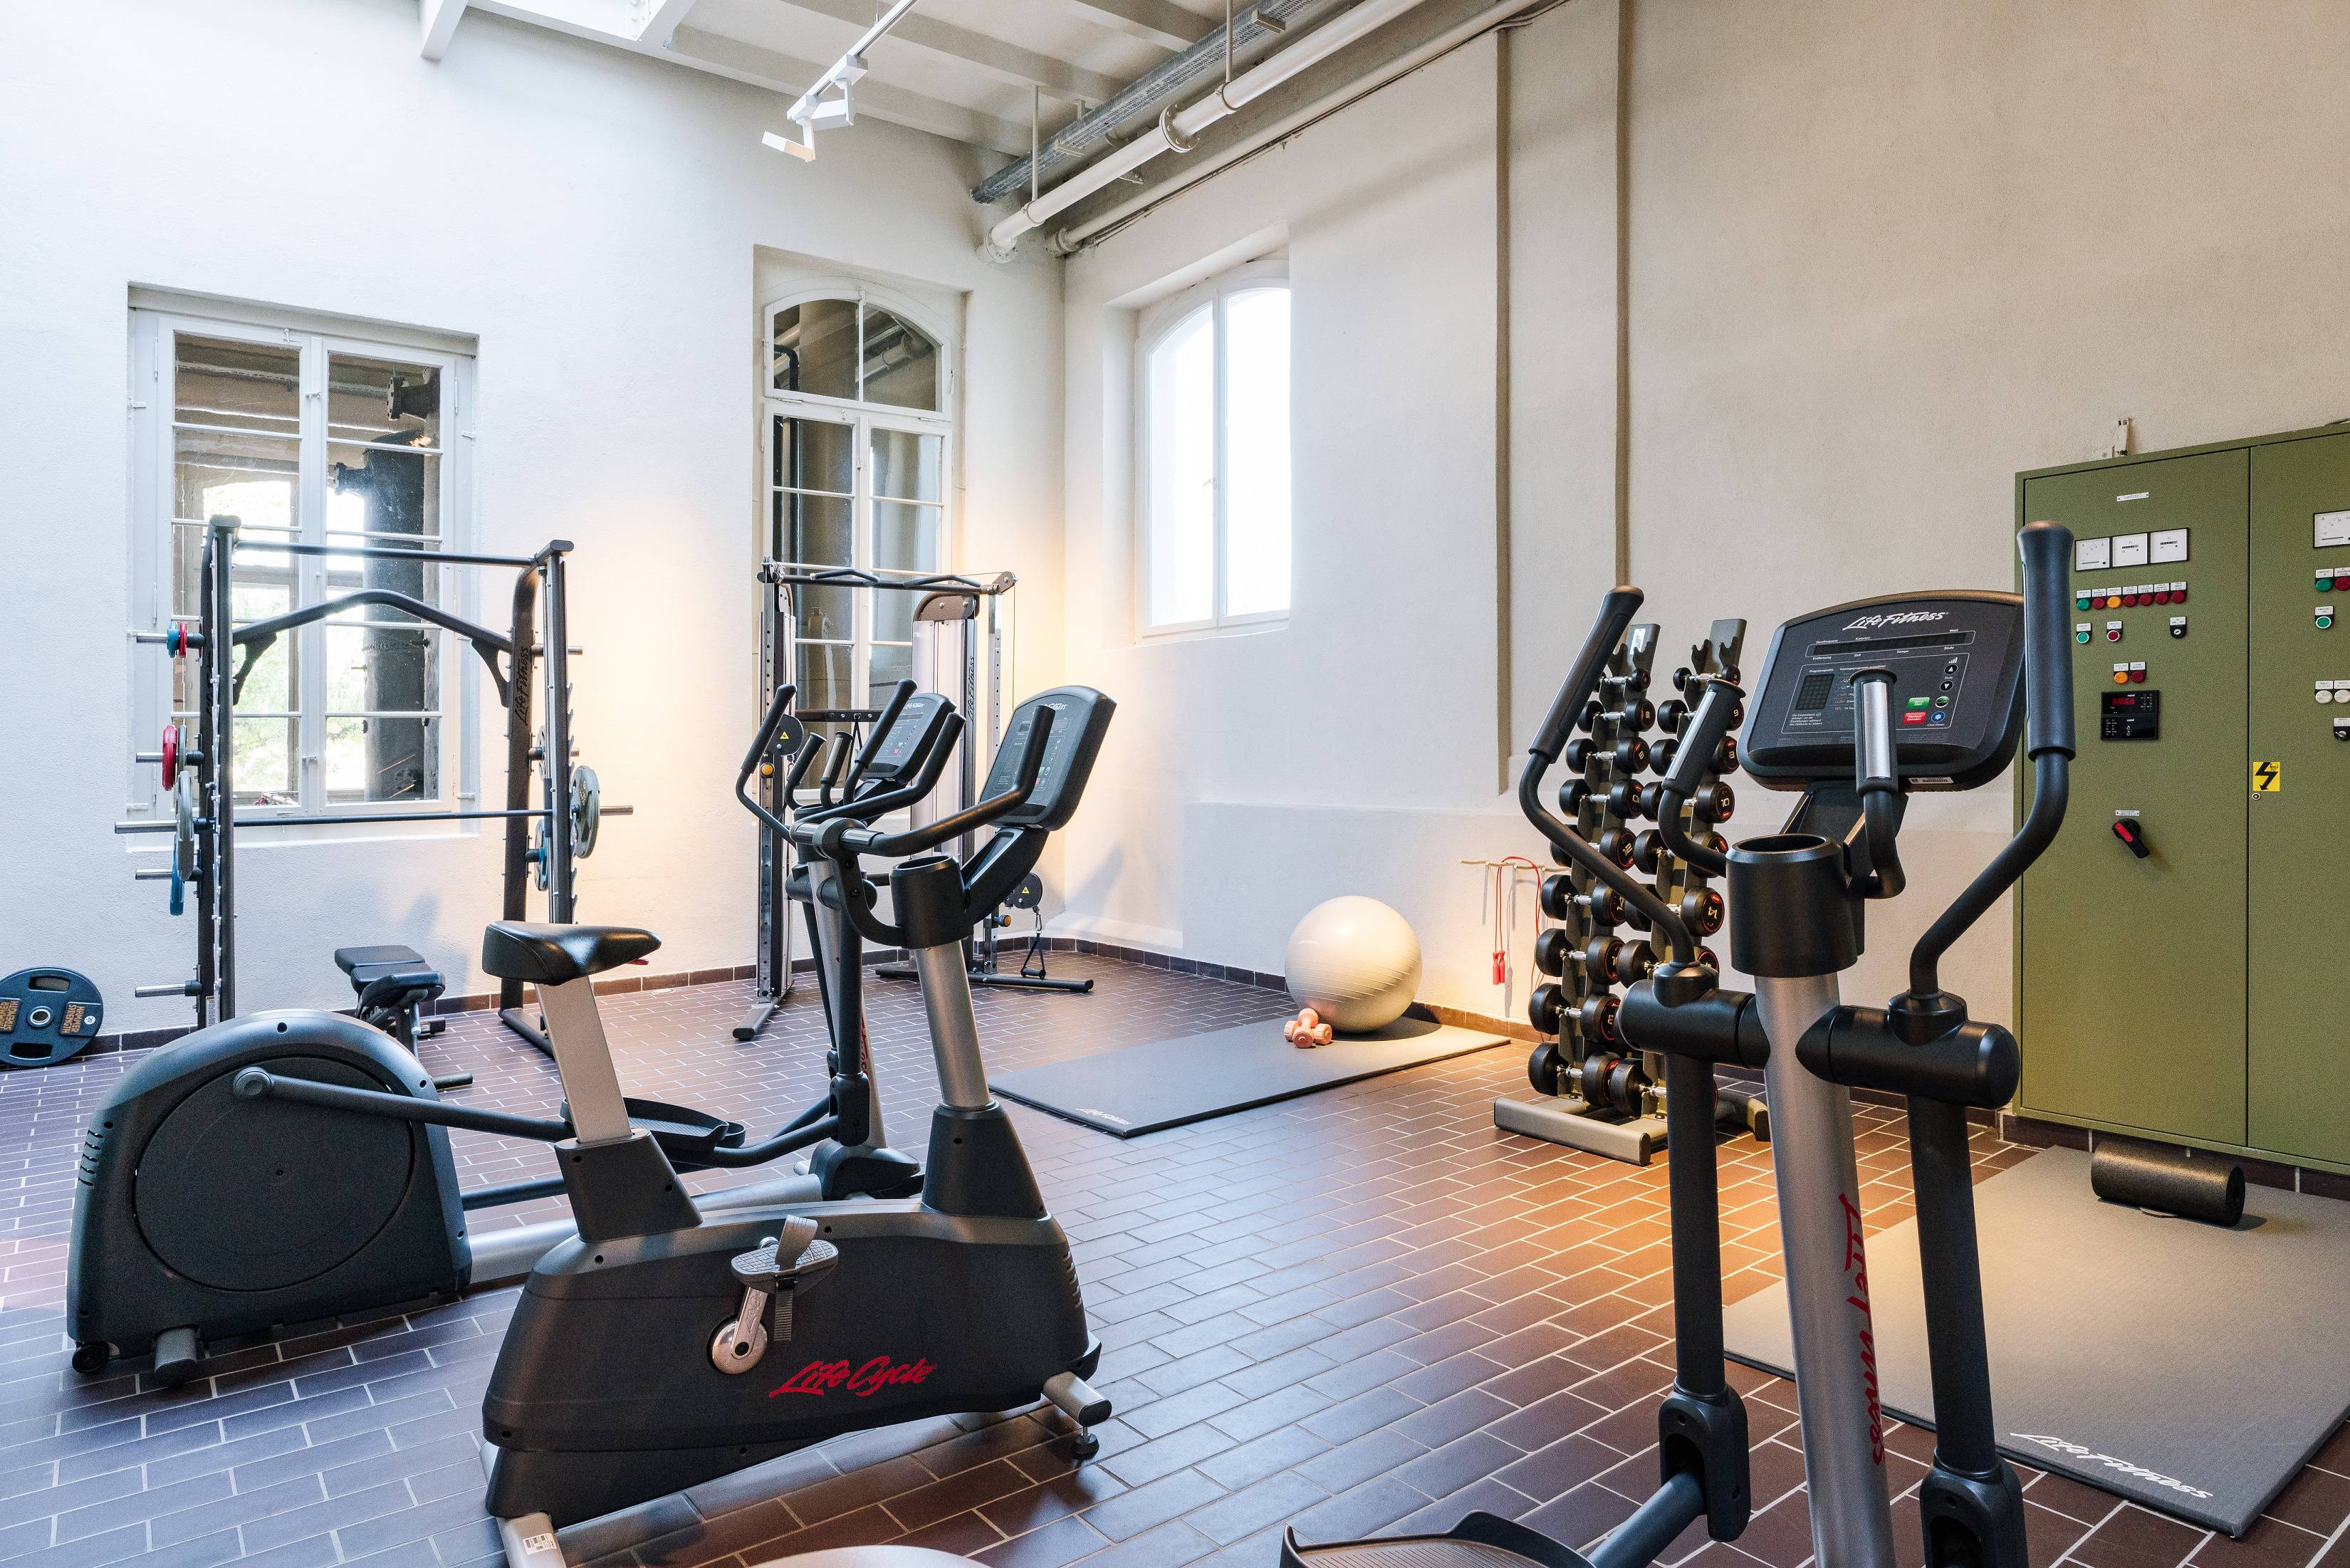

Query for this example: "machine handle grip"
[735,684,800,837]
[2018,521,2077,759]
[843,679,915,797]
[807,706,1055,862]
[1662,679,1743,798]
[1532,587,1643,761]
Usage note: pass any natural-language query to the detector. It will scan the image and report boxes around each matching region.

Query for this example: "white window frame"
[126,300,479,829]
[761,281,957,721]
[1134,258,1291,637]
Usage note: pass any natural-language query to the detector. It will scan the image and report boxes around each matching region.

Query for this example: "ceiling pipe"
[1055,0,1536,252]
[982,0,1438,259]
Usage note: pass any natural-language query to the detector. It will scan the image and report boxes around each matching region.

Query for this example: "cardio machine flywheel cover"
[133,1057,423,1292]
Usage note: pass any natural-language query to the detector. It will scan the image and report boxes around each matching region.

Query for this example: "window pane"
[1223,288,1291,617]
[794,585,855,642]
[326,714,437,803]
[325,620,439,723]
[775,492,852,565]
[1145,306,1215,627]
[870,427,942,502]
[329,442,439,545]
[235,716,299,805]
[773,299,860,398]
[775,415,854,495]
[175,430,298,559]
[870,641,912,706]
[231,582,295,712]
[176,335,299,437]
[328,354,441,453]
[862,308,939,411]
[795,642,859,746]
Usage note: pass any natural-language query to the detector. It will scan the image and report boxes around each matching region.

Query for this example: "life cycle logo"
[2009,1434,2213,1499]
[1839,1193,1884,1463]
[770,1354,939,1399]
[1841,611,1948,631]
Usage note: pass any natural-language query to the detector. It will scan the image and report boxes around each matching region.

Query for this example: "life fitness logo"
[769,1355,937,1400]
[1841,610,1947,631]
[1842,1194,1886,1464]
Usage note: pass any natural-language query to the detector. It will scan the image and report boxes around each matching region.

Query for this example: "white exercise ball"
[1285,897,1422,1034]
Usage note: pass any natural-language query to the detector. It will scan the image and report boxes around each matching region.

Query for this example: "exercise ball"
[1285,897,1421,1033]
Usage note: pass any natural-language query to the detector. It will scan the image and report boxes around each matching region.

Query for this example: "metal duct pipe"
[969,0,1346,207]
[984,0,1439,258]
[1055,0,1534,253]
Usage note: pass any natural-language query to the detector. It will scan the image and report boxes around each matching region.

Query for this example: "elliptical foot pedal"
[709,1218,838,1373]
[1280,1512,1592,1568]
[151,1325,204,1387]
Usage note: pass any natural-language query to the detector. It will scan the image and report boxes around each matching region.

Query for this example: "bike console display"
[1742,590,2027,790]
[981,686,1116,831]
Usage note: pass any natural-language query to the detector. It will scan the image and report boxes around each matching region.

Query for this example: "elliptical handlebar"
[840,679,915,798]
[735,682,803,839]
[1904,522,2076,999]
[1656,677,1745,877]
[1520,588,1703,968]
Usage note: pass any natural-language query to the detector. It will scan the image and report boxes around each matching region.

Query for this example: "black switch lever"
[2111,819,2151,859]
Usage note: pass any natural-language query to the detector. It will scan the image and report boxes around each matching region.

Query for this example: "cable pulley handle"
[842,679,915,798]
[1655,679,1745,877]
[1532,587,1644,761]
[2017,521,2078,759]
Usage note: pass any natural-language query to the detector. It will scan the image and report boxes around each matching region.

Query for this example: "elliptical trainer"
[1285,522,2076,1568]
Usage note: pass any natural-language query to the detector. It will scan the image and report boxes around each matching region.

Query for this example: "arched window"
[763,286,954,723]
[1137,261,1290,634]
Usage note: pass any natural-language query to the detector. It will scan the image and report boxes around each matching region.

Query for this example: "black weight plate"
[134,1057,419,1292]
[0,968,103,1068]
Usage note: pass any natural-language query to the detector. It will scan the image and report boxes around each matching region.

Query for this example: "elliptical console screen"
[865,692,955,783]
[982,686,1117,831]
[1741,592,2026,791]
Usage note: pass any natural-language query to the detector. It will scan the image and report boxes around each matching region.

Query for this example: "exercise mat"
[989,1011,1508,1138]
[1722,1145,2350,1535]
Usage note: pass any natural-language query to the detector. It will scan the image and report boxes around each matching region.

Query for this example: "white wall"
[0,0,1062,1031]
[1056,0,2350,1023]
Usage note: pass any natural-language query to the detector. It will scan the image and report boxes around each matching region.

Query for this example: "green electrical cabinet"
[2017,425,2350,1174]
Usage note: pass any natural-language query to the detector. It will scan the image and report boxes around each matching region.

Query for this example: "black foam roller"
[2089,1139,2245,1226]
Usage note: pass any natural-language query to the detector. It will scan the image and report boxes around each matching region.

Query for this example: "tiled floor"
[3,954,2346,1568]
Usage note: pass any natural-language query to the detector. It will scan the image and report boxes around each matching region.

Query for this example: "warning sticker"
[2253,761,2283,793]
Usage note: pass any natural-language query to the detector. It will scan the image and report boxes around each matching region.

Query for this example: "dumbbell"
[1540,873,1577,920]
[1534,927,1574,976]
[1596,827,1636,868]
[1716,736,1740,775]
[1560,779,1592,817]
[1617,698,1656,731]
[1578,1052,1651,1114]
[1607,780,1647,821]
[1614,736,1650,774]
[1565,736,1597,771]
[1577,994,1622,1045]
[1529,983,1567,1036]
[1528,1041,1568,1097]
[1656,697,1689,733]
[1681,887,1725,936]
[1577,886,1626,924]
[1631,829,1666,875]
[1693,783,1736,824]
[1612,939,1656,983]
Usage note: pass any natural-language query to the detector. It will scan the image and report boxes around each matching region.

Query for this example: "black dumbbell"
[1615,736,1651,775]
[1597,827,1636,868]
[1565,736,1597,771]
[1577,994,1621,1045]
[1530,983,1567,1035]
[1631,829,1666,875]
[1607,780,1646,820]
[1528,1041,1567,1096]
[1657,697,1689,733]
[1580,935,1617,982]
[1540,872,1576,921]
[1716,736,1740,775]
[1651,736,1679,776]
[1534,927,1574,976]
[1612,939,1656,983]
[1617,698,1656,731]
[1681,887,1725,936]
[1694,783,1735,824]
[1560,779,1592,817]
[1577,886,1625,924]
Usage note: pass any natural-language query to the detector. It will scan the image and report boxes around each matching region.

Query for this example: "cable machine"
[116,516,629,1035]
[738,563,1084,1042]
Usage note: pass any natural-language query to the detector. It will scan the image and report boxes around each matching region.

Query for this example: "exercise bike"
[462,683,1116,1559]
[63,681,956,1384]
[1286,522,2075,1568]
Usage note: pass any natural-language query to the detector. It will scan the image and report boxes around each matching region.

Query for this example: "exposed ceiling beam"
[638,0,699,44]
[420,0,469,59]
[667,24,1033,155]
[1058,0,1204,53]
[766,0,1127,103]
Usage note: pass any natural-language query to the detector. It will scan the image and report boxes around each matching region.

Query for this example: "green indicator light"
[2076,596,2092,610]
[1906,696,1930,709]
[2321,616,2335,630]
[2075,629,2092,644]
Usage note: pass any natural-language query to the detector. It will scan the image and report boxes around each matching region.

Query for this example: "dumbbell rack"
[115,516,626,1035]
[1495,620,1764,1164]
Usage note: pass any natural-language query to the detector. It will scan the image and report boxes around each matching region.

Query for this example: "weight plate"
[134,1056,419,1290]
[173,774,198,882]
[0,968,103,1069]
[570,765,601,858]
[531,817,550,892]
[160,723,180,788]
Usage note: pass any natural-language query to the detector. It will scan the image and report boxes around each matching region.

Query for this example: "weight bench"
[334,945,448,1050]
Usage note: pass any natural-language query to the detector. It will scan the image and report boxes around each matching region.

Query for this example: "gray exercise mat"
[989,1013,1508,1137]
[1722,1146,2350,1535]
